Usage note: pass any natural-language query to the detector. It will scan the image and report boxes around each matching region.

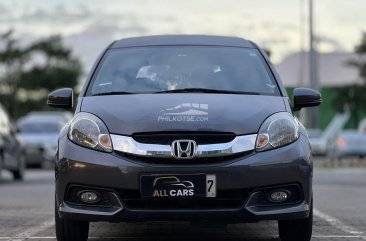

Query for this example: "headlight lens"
[256,112,299,151]
[68,112,112,152]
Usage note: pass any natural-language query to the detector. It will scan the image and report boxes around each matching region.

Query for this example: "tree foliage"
[0,31,81,119]
[349,32,366,81]
[333,32,366,127]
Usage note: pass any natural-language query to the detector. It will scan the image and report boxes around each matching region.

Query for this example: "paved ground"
[1,166,366,241]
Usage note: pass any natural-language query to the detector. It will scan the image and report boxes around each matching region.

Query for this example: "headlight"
[68,112,112,152]
[256,112,299,151]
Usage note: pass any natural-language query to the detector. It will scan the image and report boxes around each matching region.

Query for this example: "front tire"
[55,201,89,241]
[278,200,313,241]
[0,153,3,179]
[12,154,25,180]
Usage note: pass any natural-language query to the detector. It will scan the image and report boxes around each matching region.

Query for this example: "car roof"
[110,35,256,49]
[28,111,72,117]
[341,130,366,136]
[17,115,66,125]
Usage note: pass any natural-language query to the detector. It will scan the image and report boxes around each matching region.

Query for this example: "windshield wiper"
[93,89,261,95]
[153,88,260,95]
[92,91,134,96]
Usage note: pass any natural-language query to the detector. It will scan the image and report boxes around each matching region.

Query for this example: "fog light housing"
[79,190,101,204]
[268,190,290,203]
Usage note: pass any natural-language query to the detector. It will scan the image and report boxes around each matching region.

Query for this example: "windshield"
[88,46,279,96]
[19,121,62,133]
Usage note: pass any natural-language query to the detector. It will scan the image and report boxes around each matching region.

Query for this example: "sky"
[1,0,366,73]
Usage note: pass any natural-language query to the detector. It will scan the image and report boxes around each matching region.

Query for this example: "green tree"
[349,32,366,82]
[333,32,366,128]
[20,35,81,94]
[0,31,82,119]
[263,48,271,58]
[0,30,30,117]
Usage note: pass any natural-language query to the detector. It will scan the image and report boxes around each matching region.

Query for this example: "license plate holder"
[140,174,216,199]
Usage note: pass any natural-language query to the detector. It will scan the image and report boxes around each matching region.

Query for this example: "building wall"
[277,52,360,87]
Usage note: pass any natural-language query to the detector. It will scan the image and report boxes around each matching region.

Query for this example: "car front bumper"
[55,133,312,223]
[331,146,366,159]
[24,144,56,165]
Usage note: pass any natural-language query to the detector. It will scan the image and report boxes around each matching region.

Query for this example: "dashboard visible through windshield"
[87,46,279,96]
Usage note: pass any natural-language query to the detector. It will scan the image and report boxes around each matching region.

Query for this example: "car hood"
[18,133,59,145]
[80,94,287,135]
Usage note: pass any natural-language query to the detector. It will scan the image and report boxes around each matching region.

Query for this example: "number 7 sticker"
[206,174,216,197]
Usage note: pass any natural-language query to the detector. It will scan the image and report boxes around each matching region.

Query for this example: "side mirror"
[293,87,321,111]
[47,88,73,109]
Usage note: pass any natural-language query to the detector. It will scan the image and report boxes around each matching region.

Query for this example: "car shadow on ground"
[88,221,280,241]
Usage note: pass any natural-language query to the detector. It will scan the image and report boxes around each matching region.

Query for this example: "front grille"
[114,131,254,165]
[117,188,252,210]
[115,151,254,165]
[132,132,236,145]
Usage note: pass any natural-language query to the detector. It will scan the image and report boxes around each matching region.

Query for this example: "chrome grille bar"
[111,134,257,158]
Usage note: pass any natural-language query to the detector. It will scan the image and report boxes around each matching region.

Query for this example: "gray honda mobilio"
[48,35,321,241]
